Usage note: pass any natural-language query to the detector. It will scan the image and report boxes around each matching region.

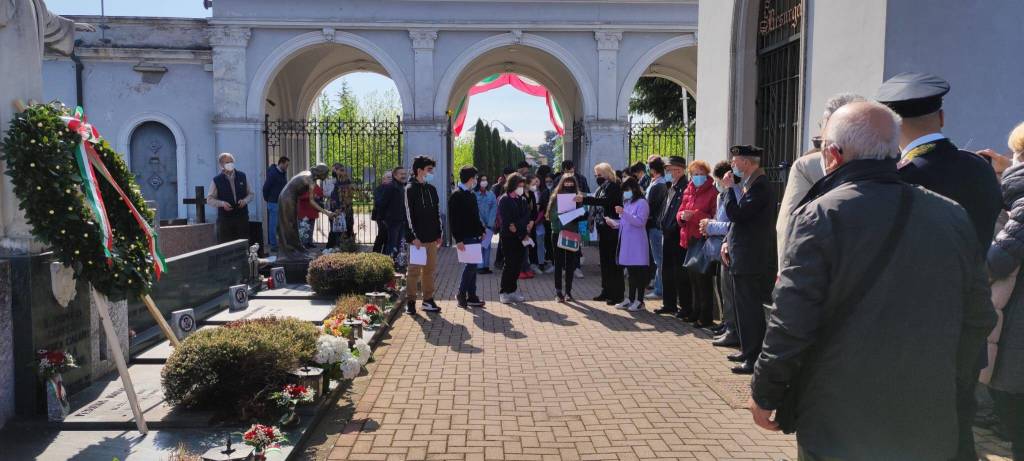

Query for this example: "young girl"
[613,177,650,311]
[547,174,584,302]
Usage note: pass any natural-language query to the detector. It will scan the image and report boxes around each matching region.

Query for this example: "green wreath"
[1,103,158,299]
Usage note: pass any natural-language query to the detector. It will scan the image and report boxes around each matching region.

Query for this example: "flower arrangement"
[340,355,362,380]
[322,314,352,338]
[37,349,76,379]
[313,334,348,366]
[352,339,372,366]
[361,303,387,328]
[270,384,315,407]
[242,423,287,455]
[313,333,365,381]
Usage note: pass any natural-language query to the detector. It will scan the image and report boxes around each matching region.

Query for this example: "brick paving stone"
[320,247,1012,460]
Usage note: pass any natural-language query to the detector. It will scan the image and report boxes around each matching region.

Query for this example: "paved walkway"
[315,247,1012,460]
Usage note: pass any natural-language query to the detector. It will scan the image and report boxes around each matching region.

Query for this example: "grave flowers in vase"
[361,303,387,330]
[241,423,287,461]
[269,383,315,427]
[37,349,76,421]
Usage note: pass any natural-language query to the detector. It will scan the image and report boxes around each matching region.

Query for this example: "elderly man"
[206,152,255,243]
[749,101,995,460]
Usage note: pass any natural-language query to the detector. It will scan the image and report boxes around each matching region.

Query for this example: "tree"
[629,77,696,127]
[471,119,491,178]
[538,130,563,168]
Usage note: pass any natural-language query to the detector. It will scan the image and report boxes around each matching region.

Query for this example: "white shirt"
[901,132,947,157]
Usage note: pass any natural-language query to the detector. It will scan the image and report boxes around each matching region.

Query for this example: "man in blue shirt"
[262,156,290,251]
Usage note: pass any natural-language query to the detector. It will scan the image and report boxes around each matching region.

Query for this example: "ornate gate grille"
[756,0,803,204]
[263,116,403,244]
[570,120,585,166]
[628,121,695,165]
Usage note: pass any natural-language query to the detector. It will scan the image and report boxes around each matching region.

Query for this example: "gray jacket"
[752,159,995,460]
[987,163,1024,393]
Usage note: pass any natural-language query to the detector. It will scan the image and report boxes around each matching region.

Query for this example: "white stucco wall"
[694,0,738,165]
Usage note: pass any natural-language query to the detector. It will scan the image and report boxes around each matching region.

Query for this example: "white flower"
[314,334,346,365]
[340,356,361,380]
[353,340,372,366]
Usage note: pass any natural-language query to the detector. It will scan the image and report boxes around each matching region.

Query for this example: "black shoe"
[731,362,755,375]
[556,292,565,303]
[606,298,624,306]
[456,293,468,309]
[593,294,608,302]
[422,299,441,312]
[674,310,693,320]
[713,334,740,348]
[477,268,492,275]
[654,307,678,315]
[565,293,575,302]
[467,295,485,307]
[727,353,746,363]
[708,323,727,335]
[405,301,417,315]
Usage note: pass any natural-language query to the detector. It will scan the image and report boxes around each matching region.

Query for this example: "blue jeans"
[267,202,279,248]
[535,222,547,265]
[386,222,406,267]
[459,237,481,296]
[479,228,493,269]
[648,228,664,295]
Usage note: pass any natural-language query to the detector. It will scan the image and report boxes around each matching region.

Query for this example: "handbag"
[774,184,913,434]
[704,235,724,263]
[682,238,712,273]
[557,230,582,252]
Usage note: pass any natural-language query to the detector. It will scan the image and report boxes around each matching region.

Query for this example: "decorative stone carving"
[321,27,336,43]
[409,29,437,51]
[209,26,251,48]
[511,29,523,45]
[49,262,76,308]
[595,31,623,51]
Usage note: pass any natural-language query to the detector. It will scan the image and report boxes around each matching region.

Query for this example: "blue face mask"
[732,167,743,179]
[692,175,707,187]
[424,172,435,182]
[622,191,634,201]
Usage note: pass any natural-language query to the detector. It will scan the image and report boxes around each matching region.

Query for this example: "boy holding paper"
[449,166,487,309]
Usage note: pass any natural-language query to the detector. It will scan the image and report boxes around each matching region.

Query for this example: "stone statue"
[0,0,93,250]
[276,164,336,261]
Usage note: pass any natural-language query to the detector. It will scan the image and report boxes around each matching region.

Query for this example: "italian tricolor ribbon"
[62,107,168,279]
[452,73,565,136]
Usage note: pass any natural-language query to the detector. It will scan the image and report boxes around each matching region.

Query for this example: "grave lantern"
[344,318,363,346]
[201,433,253,461]
[365,291,388,308]
[289,366,324,399]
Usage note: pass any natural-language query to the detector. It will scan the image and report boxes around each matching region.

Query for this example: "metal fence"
[628,121,695,165]
[264,116,403,244]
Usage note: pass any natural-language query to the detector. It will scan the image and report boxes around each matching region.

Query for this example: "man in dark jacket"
[370,171,392,254]
[656,156,690,315]
[721,144,777,374]
[877,72,1003,460]
[449,166,487,309]
[558,160,590,194]
[262,156,289,251]
[750,101,995,460]
[377,166,408,266]
[404,156,443,314]
[207,152,255,244]
[644,157,669,299]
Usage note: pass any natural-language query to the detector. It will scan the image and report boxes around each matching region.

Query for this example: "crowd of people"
[224,70,1024,460]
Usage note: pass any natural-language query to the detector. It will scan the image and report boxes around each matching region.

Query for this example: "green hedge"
[307,252,392,296]
[161,317,319,414]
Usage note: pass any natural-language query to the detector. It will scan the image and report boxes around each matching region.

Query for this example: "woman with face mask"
[614,177,650,311]
[475,175,498,274]
[699,161,738,345]
[547,174,584,302]
[518,175,540,279]
[676,160,719,327]
[497,174,531,304]
[578,162,625,304]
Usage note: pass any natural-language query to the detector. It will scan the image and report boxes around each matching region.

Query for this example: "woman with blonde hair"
[578,162,624,304]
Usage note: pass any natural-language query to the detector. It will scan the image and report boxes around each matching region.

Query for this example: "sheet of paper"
[481,228,493,249]
[408,245,427,266]
[557,194,577,213]
[522,237,535,247]
[558,206,586,225]
[457,243,483,264]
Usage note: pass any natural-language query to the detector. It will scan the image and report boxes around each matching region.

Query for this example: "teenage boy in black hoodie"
[404,155,443,314]
[449,166,487,309]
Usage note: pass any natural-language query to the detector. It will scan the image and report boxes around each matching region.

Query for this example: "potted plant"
[269,384,315,427]
[37,349,76,421]
[241,423,287,460]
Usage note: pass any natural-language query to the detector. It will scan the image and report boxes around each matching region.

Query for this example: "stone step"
[202,298,335,326]
[250,283,324,300]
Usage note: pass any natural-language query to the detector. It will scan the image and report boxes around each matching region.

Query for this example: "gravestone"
[0,261,12,428]
[227,285,248,311]
[170,309,196,340]
[203,299,334,325]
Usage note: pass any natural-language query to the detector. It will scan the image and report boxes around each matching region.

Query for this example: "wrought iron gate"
[263,116,403,244]
[756,0,803,205]
[570,120,585,166]
[628,120,695,165]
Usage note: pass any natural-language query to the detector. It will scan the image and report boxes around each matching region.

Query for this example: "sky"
[46,1,566,147]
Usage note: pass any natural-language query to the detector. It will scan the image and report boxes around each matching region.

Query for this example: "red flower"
[365,304,380,314]
[45,351,66,365]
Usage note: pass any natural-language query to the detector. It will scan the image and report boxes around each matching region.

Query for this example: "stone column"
[209,27,262,221]
[594,31,622,121]
[585,119,629,175]
[403,119,448,211]
[587,32,629,173]
[409,29,437,120]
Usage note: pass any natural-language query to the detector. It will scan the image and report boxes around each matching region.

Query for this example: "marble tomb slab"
[250,284,319,299]
[202,299,335,325]
[131,326,215,364]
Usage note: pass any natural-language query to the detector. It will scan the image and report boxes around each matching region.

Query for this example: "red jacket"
[676,180,717,247]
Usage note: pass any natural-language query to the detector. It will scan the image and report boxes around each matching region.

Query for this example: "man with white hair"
[206,152,255,243]
[748,101,995,459]
[776,93,865,266]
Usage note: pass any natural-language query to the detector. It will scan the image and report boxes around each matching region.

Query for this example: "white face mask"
[223,162,235,172]
[820,153,828,176]
[515,186,525,196]
[530,185,538,192]
[480,181,488,189]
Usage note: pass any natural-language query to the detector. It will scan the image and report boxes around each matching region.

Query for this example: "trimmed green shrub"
[161,317,319,414]
[307,252,393,296]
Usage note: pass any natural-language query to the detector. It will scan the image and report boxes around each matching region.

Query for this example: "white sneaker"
[615,299,632,309]
[512,292,527,303]
[499,293,516,304]
[574,268,584,279]
[644,292,661,300]
[627,300,644,312]
[529,264,541,273]
[543,265,555,274]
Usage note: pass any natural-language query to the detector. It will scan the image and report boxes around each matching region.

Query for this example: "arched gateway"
[44,0,698,237]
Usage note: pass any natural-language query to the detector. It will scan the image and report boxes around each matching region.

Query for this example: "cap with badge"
[876,72,950,118]
[729,145,764,158]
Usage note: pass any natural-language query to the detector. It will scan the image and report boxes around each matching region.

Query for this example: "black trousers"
[500,236,524,294]
[596,225,624,302]
[953,379,980,461]
[661,234,691,311]
[553,247,579,296]
[717,263,736,329]
[544,221,555,263]
[731,273,774,363]
[216,211,250,244]
[991,388,1024,460]
[626,266,648,301]
[688,264,716,325]
[372,220,388,253]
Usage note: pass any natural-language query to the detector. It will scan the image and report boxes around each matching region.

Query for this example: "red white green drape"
[452,73,565,136]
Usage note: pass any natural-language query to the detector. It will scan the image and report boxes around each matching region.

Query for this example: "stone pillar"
[584,119,629,174]
[210,27,262,221]
[403,119,448,211]
[409,29,437,120]
[595,31,623,121]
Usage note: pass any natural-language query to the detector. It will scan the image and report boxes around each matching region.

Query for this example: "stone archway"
[616,34,698,121]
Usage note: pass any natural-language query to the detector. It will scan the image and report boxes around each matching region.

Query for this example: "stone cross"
[182,186,206,223]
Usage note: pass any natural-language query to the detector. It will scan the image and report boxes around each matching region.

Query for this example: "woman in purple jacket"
[612,177,650,311]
